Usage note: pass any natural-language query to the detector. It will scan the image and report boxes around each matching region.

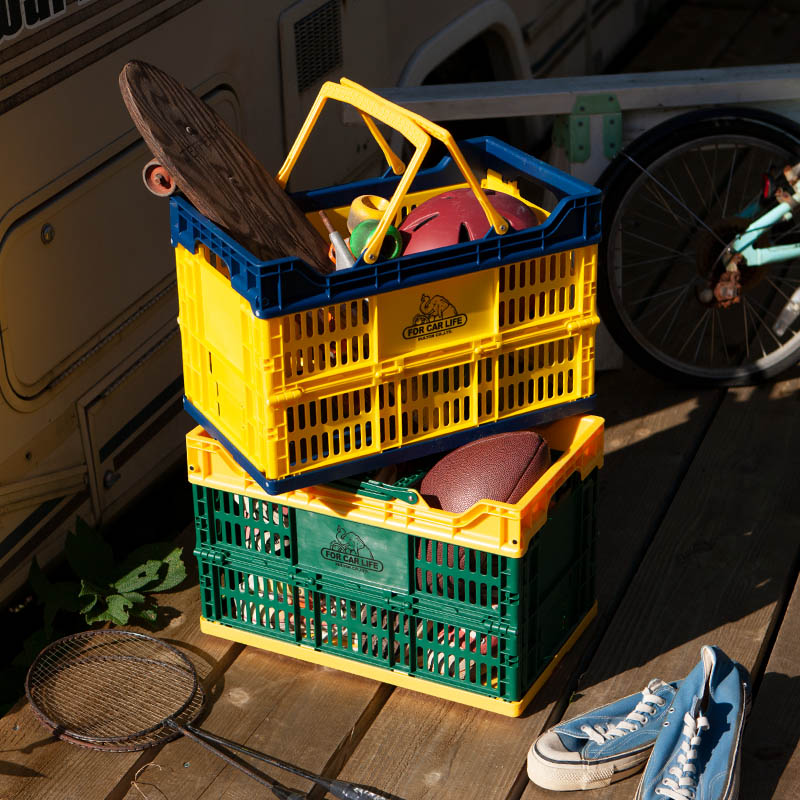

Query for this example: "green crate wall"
[193,469,597,704]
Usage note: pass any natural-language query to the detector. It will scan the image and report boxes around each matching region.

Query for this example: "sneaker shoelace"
[579,682,667,745]
[655,711,710,799]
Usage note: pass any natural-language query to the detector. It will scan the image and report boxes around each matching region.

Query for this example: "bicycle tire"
[597,106,800,386]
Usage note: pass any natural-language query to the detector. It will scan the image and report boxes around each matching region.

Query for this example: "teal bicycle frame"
[732,190,800,336]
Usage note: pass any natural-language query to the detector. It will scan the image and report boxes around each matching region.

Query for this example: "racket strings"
[26,631,201,747]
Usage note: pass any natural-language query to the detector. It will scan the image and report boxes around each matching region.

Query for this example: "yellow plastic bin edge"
[185,414,604,558]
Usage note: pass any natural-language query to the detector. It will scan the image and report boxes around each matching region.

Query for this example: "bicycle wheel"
[598,107,800,386]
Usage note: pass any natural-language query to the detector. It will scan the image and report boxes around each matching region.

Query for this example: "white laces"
[579,681,667,745]
[655,711,710,799]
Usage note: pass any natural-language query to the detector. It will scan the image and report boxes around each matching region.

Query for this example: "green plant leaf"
[147,547,186,593]
[113,560,162,594]
[119,590,146,605]
[85,594,132,626]
[118,544,186,594]
[78,581,101,615]
[65,518,115,585]
[133,605,159,624]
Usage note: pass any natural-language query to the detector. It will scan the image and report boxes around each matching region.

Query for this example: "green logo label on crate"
[295,510,408,591]
[402,294,468,340]
[321,525,384,574]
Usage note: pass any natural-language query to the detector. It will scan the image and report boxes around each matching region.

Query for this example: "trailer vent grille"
[294,0,342,93]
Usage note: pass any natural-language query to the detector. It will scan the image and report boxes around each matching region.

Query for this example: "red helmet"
[399,187,540,255]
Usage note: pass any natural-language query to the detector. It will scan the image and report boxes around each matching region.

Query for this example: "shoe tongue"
[689,695,701,718]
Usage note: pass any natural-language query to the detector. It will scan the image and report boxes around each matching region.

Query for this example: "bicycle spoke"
[641,181,696,228]
[714,307,731,363]
[722,143,738,217]
[628,284,687,307]
[621,228,697,259]
[623,151,728,246]
[621,207,688,231]
[622,266,693,288]
[737,149,757,213]
[742,300,751,360]
[765,276,793,302]
[742,296,783,349]
[650,283,693,343]
[767,218,800,245]
[692,311,712,363]
[710,304,716,361]
[662,163,691,213]
[683,157,710,213]
[613,252,696,270]
[606,117,800,384]
[676,308,711,358]
[703,144,722,214]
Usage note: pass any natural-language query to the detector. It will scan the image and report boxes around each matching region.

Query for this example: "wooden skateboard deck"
[119,60,332,273]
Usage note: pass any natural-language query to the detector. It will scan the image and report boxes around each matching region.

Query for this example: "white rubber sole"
[527,743,651,791]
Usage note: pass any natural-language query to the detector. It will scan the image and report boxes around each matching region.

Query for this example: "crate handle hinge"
[194,547,227,565]
[474,338,500,356]
[267,388,304,407]
[566,315,600,334]
[485,620,514,637]
[375,363,402,381]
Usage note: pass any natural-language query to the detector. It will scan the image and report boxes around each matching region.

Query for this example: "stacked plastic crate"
[176,80,604,716]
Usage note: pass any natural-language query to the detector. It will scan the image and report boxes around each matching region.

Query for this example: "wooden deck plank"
[741,569,800,798]
[114,646,389,800]
[334,366,722,800]
[522,373,800,799]
[0,527,238,800]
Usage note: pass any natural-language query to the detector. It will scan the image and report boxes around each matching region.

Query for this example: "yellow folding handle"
[277,79,508,265]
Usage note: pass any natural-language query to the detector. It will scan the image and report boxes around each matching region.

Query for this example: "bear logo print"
[321,525,383,574]
[403,293,468,340]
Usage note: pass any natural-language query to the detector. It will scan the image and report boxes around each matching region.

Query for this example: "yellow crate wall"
[176,183,598,485]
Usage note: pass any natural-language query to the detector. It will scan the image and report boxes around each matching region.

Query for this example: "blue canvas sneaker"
[634,645,750,800]
[527,677,681,790]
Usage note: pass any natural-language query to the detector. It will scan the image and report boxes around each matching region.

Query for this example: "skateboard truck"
[143,158,177,197]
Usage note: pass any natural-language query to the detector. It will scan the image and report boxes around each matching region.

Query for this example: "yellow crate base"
[199,601,597,717]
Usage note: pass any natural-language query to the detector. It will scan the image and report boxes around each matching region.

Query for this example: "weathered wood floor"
[1,357,797,800]
[2,1,799,798]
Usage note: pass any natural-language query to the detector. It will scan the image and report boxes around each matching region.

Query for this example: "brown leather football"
[420,430,551,513]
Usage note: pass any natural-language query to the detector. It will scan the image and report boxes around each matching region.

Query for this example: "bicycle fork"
[727,160,800,336]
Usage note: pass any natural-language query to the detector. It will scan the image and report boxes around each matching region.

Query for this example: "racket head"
[25,630,204,750]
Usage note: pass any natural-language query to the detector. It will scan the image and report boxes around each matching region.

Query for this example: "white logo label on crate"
[402,293,468,341]
[320,525,384,574]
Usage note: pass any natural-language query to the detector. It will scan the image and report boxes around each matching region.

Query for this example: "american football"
[420,430,551,513]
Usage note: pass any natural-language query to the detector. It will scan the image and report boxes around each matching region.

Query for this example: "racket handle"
[185,725,392,800]
[172,721,308,798]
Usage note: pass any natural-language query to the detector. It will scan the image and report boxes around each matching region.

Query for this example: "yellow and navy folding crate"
[174,79,601,494]
[188,414,603,716]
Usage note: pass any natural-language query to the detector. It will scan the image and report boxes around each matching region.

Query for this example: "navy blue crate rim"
[170,136,602,320]
[184,394,596,496]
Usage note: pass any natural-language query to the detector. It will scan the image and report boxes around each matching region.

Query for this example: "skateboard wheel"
[142,159,176,196]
